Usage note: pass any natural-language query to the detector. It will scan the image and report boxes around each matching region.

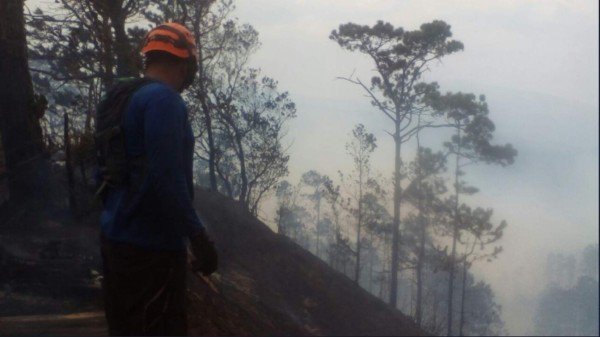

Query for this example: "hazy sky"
[231,1,599,334]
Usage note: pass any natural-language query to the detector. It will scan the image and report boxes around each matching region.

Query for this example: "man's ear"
[180,58,197,91]
[175,61,188,92]
[179,61,189,78]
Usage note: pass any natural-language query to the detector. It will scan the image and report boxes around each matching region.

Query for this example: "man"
[96,23,218,336]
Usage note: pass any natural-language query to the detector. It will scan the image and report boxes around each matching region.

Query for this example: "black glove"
[189,229,218,276]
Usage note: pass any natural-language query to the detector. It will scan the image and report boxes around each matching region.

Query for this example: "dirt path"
[0,311,106,336]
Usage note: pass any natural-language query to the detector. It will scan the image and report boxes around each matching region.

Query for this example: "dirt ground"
[185,189,426,336]
[0,206,106,335]
[0,312,106,336]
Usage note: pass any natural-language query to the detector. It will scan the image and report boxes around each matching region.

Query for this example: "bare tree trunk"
[390,122,402,306]
[415,121,425,326]
[459,259,468,336]
[432,290,439,334]
[447,124,462,337]
[379,272,384,299]
[64,113,76,212]
[235,131,248,206]
[354,170,363,283]
[316,193,321,258]
[177,0,219,191]
[0,0,48,205]
[369,233,375,292]
[214,156,233,197]
[79,162,88,186]
[85,79,94,133]
[100,14,114,90]
[202,102,217,190]
[277,205,284,235]
[196,54,217,191]
[447,207,458,336]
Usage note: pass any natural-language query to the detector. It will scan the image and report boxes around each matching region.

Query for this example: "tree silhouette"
[275,180,310,244]
[0,0,49,206]
[25,0,145,196]
[301,170,333,258]
[344,124,377,283]
[404,146,447,326]
[212,70,296,213]
[330,20,463,306]
[536,245,599,336]
[425,90,516,335]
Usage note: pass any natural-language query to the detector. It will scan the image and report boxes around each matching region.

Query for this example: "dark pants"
[101,235,188,336]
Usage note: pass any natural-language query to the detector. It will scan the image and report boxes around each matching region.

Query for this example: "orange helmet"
[141,23,198,60]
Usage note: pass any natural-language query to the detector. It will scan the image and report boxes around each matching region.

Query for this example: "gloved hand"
[189,229,218,276]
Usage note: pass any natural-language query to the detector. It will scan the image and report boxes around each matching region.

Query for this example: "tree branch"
[337,76,396,122]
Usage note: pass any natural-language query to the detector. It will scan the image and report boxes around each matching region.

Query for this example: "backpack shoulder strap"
[93,77,159,207]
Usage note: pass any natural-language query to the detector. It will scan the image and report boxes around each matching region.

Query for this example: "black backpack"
[94,77,157,202]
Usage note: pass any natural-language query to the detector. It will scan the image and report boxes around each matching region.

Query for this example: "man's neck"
[144,66,181,92]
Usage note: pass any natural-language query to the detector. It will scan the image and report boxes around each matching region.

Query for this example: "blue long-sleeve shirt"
[100,81,204,251]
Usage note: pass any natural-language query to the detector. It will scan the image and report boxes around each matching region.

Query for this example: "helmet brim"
[142,41,194,59]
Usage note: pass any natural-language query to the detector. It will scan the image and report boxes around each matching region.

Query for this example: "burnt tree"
[0,0,48,205]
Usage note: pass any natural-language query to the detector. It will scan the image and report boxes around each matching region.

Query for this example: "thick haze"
[232,1,599,335]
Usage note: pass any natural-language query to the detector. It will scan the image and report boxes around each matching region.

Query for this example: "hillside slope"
[187,189,425,336]
[0,189,426,336]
